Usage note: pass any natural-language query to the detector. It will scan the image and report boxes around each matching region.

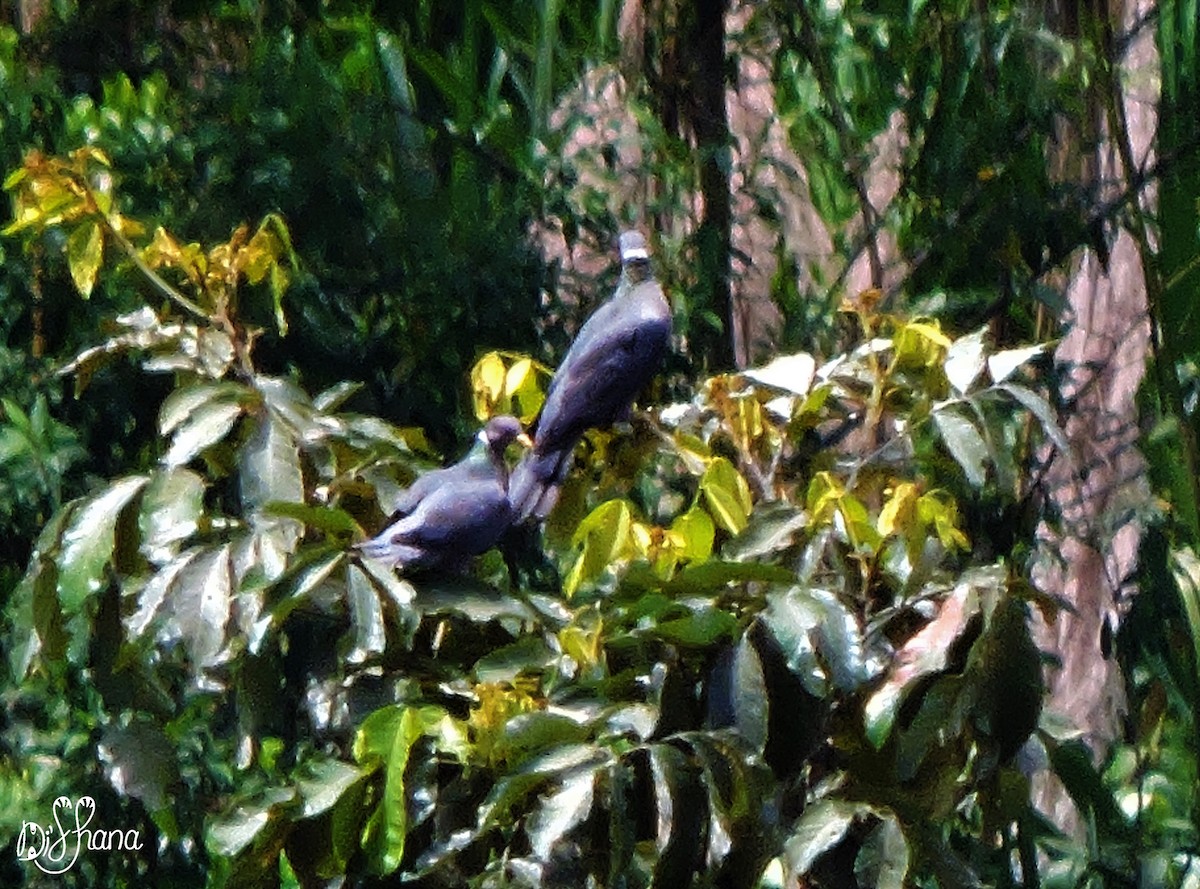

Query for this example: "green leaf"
[139,468,204,565]
[163,544,234,669]
[294,758,367,819]
[313,380,364,412]
[723,502,807,561]
[854,812,909,889]
[647,744,707,888]
[649,608,738,647]
[671,507,715,564]
[346,564,386,664]
[931,404,988,487]
[784,799,862,876]
[566,499,634,597]
[58,476,149,614]
[159,382,247,436]
[996,383,1070,453]
[473,635,557,684]
[663,560,794,596]
[66,221,103,298]
[525,765,599,860]
[943,326,987,394]
[701,458,752,534]
[491,712,593,769]
[358,706,452,874]
[207,787,296,858]
[241,411,304,512]
[164,399,243,467]
[264,502,361,536]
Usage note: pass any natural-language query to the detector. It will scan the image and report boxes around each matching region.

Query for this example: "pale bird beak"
[516,432,534,449]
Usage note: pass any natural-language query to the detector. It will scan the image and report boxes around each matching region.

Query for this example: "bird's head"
[480,415,533,452]
[618,230,653,284]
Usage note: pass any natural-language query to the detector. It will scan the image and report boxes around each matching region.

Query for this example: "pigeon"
[357,415,531,571]
[509,230,672,521]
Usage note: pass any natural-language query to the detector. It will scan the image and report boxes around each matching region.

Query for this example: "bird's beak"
[516,432,534,449]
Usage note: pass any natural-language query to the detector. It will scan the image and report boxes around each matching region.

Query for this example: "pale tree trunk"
[19,0,46,33]
[1032,0,1157,828]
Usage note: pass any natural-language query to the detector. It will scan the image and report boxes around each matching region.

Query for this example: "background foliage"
[1,0,1199,887]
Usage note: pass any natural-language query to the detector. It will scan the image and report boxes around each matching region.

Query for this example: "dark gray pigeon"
[357,415,530,570]
[509,230,671,521]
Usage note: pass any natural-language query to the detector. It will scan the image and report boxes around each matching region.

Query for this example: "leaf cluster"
[0,160,1076,886]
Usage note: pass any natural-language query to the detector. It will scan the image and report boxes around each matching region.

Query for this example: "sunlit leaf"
[671,507,715,564]
[943,327,987,394]
[987,344,1045,384]
[240,409,304,554]
[931,405,988,487]
[742,351,817,396]
[996,382,1070,453]
[66,220,103,298]
[700,457,752,535]
[470,351,508,419]
[159,544,234,669]
[526,766,598,860]
[313,380,364,412]
[346,564,386,664]
[294,758,367,819]
[165,399,243,467]
[207,787,296,858]
[139,468,205,565]
[565,499,634,597]
[784,799,861,875]
[58,476,149,614]
[877,481,919,538]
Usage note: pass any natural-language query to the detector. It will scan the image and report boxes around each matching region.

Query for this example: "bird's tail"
[508,448,572,522]
[354,536,423,568]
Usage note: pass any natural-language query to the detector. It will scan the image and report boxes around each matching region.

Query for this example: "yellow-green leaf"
[470,351,508,420]
[505,357,546,422]
[671,507,715,564]
[565,499,634,598]
[806,471,844,524]
[701,457,752,535]
[67,221,103,298]
[878,482,919,538]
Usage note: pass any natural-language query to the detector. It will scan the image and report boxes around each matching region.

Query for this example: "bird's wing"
[389,441,492,516]
[385,479,511,550]
[536,298,670,452]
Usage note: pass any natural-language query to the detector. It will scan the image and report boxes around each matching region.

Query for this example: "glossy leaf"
[701,457,752,535]
[525,765,598,860]
[139,468,204,565]
[58,476,149,614]
[784,800,861,875]
[294,758,367,819]
[565,499,634,597]
[346,564,386,664]
[944,327,988,394]
[164,399,243,467]
[931,405,988,487]
[159,544,234,669]
[997,382,1070,452]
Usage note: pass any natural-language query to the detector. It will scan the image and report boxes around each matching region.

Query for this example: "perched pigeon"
[357,415,531,571]
[509,230,672,521]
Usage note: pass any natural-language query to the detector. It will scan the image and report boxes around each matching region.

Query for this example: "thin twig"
[103,218,209,322]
